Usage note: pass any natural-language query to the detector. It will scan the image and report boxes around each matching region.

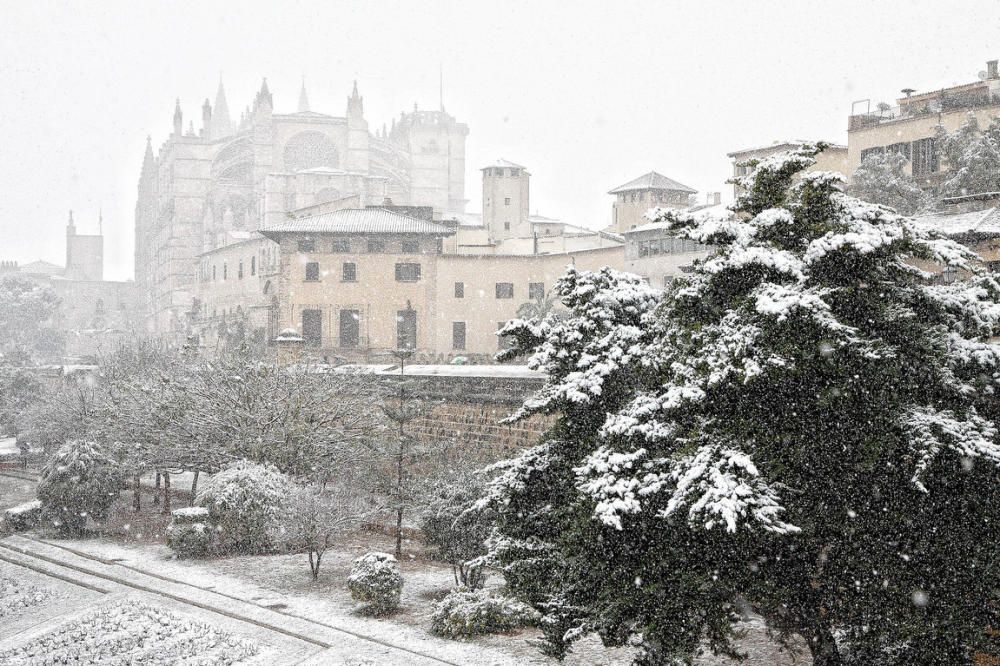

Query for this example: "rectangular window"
[402,240,420,254]
[342,262,357,282]
[452,322,466,350]
[305,262,320,281]
[496,282,514,299]
[497,322,514,351]
[395,263,421,282]
[528,282,545,300]
[238,261,244,279]
[454,281,465,298]
[339,309,359,348]
[332,239,350,252]
[912,138,938,176]
[504,221,510,230]
[367,239,385,253]
[397,309,417,350]
[297,239,315,252]
[504,197,511,206]
[302,309,322,347]
[250,256,256,276]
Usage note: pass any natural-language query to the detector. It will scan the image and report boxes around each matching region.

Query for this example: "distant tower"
[344,81,369,172]
[65,210,104,281]
[201,98,212,139]
[481,159,529,242]
[607,171,697,233]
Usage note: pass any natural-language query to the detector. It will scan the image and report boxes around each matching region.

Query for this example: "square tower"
[482,159,529,242]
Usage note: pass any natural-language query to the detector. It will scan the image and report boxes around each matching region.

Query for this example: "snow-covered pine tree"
[484,145,1000,665]
[938,113,1000,198]
[847,150,926,215]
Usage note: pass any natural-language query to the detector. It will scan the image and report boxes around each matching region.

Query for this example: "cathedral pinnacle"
[211,77,233,138]
[298,76,310,113]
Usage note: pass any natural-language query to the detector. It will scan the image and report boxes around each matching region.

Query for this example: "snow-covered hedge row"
[347,552,403,616]
[166,506,215,558]
[0,573,63,620]
[3,500,41,532]
[0,599,259,665]
[430,588,539,638]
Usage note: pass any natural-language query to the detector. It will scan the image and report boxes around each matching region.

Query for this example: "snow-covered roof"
[330,363,543,379]
[626,203,735,235]
[481,158,526,171]
[260,208,455,237]
[18,260,64,275]
[727,140,847,158]
[913,207,1000,236]
[609,171,697,195]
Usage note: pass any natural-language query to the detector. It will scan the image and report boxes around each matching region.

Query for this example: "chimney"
[988,59,998,80]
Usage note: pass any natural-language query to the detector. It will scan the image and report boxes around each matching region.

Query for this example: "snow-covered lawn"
[0,598,260,665]
[0,475,37,513]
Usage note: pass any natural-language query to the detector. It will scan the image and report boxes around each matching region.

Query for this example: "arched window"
[283,131,339,172]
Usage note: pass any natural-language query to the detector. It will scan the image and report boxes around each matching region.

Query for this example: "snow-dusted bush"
[3,500,41,532]
[36,440,122,535]
[0,573,62,619]
[277,484,370,579]
[347,552,403,615]
[170,506,210,523]
[195,460,291,554]
[430,588,539,638]
[0,598,258,664]
[420,479,491,589]
[166,517,214,559]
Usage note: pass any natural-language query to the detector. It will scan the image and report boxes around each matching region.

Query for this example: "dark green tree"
[848,150,927,215]
[483,145,1000,665]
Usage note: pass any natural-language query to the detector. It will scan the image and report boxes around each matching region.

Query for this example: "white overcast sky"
[1,0,998,281]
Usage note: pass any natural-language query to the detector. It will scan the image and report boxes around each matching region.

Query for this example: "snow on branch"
[575,442,799,534]
[903,406,1000,493]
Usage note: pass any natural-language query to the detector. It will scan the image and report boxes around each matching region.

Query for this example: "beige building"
[847,58,1000,187]
[607,171,696,233]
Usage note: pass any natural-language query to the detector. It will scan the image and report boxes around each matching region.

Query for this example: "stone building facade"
[134,78,469,337]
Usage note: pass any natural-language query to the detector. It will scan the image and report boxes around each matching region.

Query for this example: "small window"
[212,265,216,281]
[305,262,320,281]
[504,197,511,206]
[504,221,510,230]
[528,282,545,300]
[238,261,244,279]
[223,263,228,280]
[509,169,520,178]
[497,322,514,350]
[941,265,958,284]
[298,239,315,252]
[402,240,420,254]
[332,239,351,252]
[496,282,514,299]
[454,282,465,298]
[452,322,466,350]
[250,256,256,276]
[340,309,360,348]
[367,239,385,253]
[342,262,357,282]
[395,263,421,282]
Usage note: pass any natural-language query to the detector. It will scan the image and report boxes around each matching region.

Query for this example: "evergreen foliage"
[347,551,404,615]
[938,113,1000,198]
[482,144,1000,665]
[36,440,123,535]
[420,477,491,589]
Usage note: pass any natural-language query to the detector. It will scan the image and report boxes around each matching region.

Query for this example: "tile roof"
[260,208,454,237]
[913,207,1000,236]
[609,171,697,194]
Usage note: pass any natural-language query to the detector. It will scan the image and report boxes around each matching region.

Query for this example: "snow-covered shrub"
[3,500,42,532]
[0,598,258,664]
[166,507,214,558]
[420,479,491,589]
[347,551,403,615]
[36,440,122,535]
[195,460,291,555]
[430,588,539,638]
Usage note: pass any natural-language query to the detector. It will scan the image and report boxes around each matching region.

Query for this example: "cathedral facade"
[134,78,469,335]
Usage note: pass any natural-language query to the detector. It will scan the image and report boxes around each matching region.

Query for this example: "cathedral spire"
[347,80,363,118]
[173,98,183,137]
[211,77,233,138]
[298,75,310,113]
[255,77,273,113]
[142,135,154,173]
[67,210,76,236]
